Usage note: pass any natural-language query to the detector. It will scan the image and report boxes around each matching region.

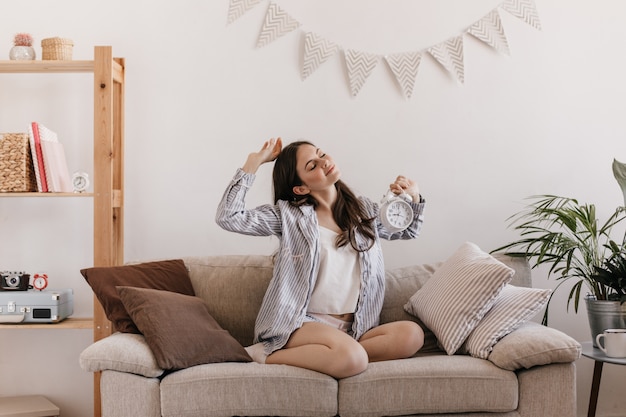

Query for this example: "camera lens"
[7,276,19,287]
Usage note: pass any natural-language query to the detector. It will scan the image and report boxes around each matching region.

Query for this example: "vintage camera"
[0,271,30,291]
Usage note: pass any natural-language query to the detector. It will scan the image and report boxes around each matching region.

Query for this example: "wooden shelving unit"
[0,46,124,417]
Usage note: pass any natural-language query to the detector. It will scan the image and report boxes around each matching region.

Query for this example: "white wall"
[0,1,625,416]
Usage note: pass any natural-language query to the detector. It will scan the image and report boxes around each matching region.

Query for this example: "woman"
[216,137,426,378]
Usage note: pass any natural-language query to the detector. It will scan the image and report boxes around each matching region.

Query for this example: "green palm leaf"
[492,194,626,324]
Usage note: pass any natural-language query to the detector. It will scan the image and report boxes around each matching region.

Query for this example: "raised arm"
[242,137,282,174]
[215,138,285,237]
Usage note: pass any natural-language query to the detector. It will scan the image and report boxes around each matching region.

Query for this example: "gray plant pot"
[586,296,626,347]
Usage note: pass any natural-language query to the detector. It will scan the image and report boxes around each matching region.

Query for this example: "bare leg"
[359,321,424,362]
[266,322,368,379]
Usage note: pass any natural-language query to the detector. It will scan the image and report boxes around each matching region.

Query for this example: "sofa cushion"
[79,332,164,378]
[487,322,582,370]
[182,255,275,347]
[338,355,518,417]
[461,284,551,359]
[117,286,251,370]
[381,263,441,353]
[100,371,162,417]
[81,259,195,333]
[404,242,514,355]
[160,362,338,417]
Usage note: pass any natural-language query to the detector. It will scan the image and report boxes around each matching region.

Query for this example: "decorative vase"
[586,296,626,347]
[9,46,36,60]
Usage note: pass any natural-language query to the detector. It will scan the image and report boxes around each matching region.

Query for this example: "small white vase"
[9,46,36,60]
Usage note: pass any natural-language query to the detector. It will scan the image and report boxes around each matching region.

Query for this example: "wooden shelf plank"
[0,60,94,73]
[0,192,93,197]
[0,317,93,329]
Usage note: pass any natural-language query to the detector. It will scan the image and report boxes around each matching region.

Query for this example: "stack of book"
[28,122,72,193]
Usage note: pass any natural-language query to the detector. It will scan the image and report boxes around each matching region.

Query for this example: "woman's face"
[294,144,341,194]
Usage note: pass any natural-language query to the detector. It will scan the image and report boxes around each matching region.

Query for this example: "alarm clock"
[72,171,90,193]
[32,273,48,291]
[379,190,414,233]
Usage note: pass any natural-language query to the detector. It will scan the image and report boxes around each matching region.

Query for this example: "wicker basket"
[0,133,37,192]
[41,37,74,60]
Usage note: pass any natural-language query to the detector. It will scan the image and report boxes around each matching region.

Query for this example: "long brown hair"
[273,141,375,251]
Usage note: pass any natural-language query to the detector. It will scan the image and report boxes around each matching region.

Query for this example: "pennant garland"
[428,36,465,84]
[227,0,542,98]
[256,2,300,48]
[301,32,339,80]
[226,0,262,24]
[345,50,379,97]
[467,9,510,56]
[384,52,422,99]
[501,0,542,31]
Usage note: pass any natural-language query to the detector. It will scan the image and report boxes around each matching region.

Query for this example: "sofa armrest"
[488,322,581,371]
[79,332,164,378]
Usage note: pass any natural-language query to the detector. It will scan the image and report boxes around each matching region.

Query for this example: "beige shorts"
[304,313,353,334]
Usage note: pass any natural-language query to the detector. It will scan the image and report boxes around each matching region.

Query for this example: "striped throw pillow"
[404,242,514,355]
[462,285,551,359]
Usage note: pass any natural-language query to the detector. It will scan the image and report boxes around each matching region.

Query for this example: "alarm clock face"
[33,274,48,291]
[72,172,89,193]
[383,200,413,231]
[379,189,414,233]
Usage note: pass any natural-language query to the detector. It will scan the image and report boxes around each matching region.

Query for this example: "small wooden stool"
[0,396,59,417]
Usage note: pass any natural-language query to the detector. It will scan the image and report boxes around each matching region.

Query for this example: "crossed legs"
[265,320,424,379]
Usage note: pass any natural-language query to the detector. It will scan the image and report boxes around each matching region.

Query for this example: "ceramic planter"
[9,46,36,60]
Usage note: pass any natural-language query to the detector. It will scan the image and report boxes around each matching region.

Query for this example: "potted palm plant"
[586,240,626,344]
[493,159,626,345]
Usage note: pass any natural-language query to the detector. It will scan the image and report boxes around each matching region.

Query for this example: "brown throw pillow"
[116,286,251,369]
[80,259,195,333]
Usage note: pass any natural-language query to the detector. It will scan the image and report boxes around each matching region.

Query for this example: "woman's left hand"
[390,176,420,202]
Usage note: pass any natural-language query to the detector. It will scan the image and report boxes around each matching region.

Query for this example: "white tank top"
[308,226,361,314]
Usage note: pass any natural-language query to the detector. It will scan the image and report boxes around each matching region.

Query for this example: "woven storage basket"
[41,37,74,60]
[0,133,37,192]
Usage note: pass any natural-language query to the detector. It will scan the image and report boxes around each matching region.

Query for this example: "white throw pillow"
[487,322,581,370]
[462,284,551,359]
[404,242,514,355]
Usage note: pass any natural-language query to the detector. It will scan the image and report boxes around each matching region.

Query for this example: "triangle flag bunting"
[227,0,541,98]
[344,50,379,96]
[226,0,262,25]
[256,2,301,48]
[468,9,510,56]
[428,36,465,84]
[301,32,339,80]
[500,0,542,31]
[385,52,422,99]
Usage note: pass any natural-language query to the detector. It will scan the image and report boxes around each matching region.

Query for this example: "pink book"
[37,124,72,193]
[28,122,48,192]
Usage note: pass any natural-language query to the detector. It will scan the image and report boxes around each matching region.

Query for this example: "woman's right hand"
[242,137,283,173]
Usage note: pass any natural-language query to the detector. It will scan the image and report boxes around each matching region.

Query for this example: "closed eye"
[306,150,327,171]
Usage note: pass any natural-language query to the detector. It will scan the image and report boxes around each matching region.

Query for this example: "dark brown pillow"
[80,259,195,333]
[116,286,251,369]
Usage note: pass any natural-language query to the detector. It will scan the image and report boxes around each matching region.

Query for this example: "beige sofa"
[80,253,581,417]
